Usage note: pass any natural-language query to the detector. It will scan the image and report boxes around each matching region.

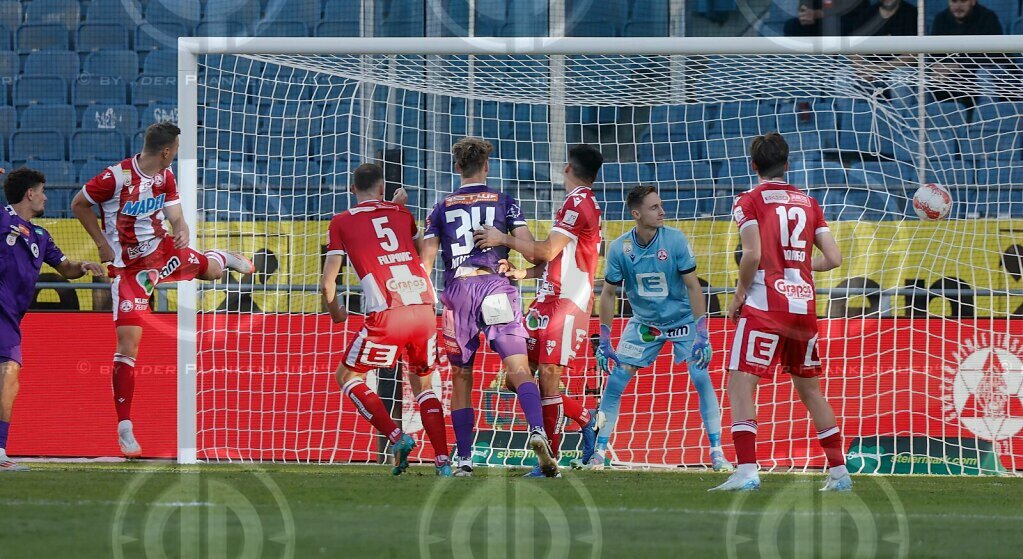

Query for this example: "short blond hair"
[452,137,493,178]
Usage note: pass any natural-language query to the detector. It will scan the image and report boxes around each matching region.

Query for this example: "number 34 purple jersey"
[424,183,528,283]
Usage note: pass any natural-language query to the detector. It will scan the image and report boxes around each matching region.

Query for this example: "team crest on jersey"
[34,227,43,235]
[5,232,15,246]
[562,210,579,226]
[136,269,159,295]
[623,240,632,254]
[119,300,133,313]
[657,249,668,261]
[30,243,38,258]
[154,174,165,187]
[943,334,1023,443]
[122,169,134,192]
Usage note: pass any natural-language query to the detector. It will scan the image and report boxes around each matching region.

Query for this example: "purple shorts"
[0,320,22,366]
[0,344,22,366]
[441,274,528,368]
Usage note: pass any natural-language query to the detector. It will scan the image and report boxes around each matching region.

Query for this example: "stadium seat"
[74,75,129,106]
[315,20,360,36]
[850,161,918,186]
[704,133,749,161]
[16,23,69,53]
[11,130,65,161]
[652,161,716,184]
[201,189,250,221]
[600,162,644,184]
[323,0,362,23]
[78,158,111,183]
[24,51,80,80]
[71,130,127,162]
[195,21,252,37]
[25,0,80,30]
[143,50,177,76]
[144,0,201,30]
[82,104,138,136]
[205,0,261,27]
[0,26,9,50]
[0,1,21,32]
[20,104,76,137]
[0,104,14,137]
[961,111,1022,161]
[505,0,548,36]
[265,159,321,187]
[926,158,975,187]
[87,0,141,22]
[14,75,68,106]
[0,49,18,77]
[837,187,904,221]
[139,103,178,128]
[475,0,506,35]
[30,160,76,185]
[974,165,1023,186]
[76,23,131,52]
[85,51,140,83]
[624,19,669,36]
[135,23,188,52]
[566,1,626,37]
[255,20,310,37]
[263,0,323,26]
[132,75,177,106]
[130,131,142,153]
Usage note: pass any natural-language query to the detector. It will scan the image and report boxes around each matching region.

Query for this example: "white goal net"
[183,38,1023,474]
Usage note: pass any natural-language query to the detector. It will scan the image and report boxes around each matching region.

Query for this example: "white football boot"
[118,419,142,458]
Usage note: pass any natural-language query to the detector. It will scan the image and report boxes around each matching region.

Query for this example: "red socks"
[542,396,564,458]
[561,395,590,428]
[342,378,402,443]
[732,420,758,466]
[416,390,449,464]
[818,426,845,467]
[112,354,136,422]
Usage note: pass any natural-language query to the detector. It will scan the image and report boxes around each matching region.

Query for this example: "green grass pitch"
[2,462,1021,558]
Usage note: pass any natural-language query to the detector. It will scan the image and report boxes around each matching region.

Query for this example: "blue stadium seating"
[376,0,425,36]
[566,1,626,36]
[0,105,14,140]
[974,165,1023,186]
[0,27,10,50]
[0,1,21,32]
[31,159,75,185]
[316,20,360,36]
[264,0,323,26]
[206,0,262,29]
[202,189,251,221]
[850,161,918,186]
[132,75,177,105]
[14,75,68,105]
[87,0,141,22]
[0,50,18,77]
[11,130,65,161]
[25,0,79,30]
[77,23,131,52]
[323,0,362,23]
[24,51,79,80]
[85,50,140,82]
[600,162,644,184]
[131,131,143,153]
[21,104,76,137]
[140,103,178,128]
[16,23,69,53]
[144,0,200,30]
[926,158,976,187]
[71,130,127,162]
[78,158,111,183]
[475,0,505,35]
[505,0,547,35]
[136,23,188,52]
[624,19,668,36]
[74,75,128,106]
[143,50,176,75]
[82,104,138,136]
[255,20,310,37]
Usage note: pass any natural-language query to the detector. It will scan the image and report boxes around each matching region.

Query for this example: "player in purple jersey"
[420,137,557,477]
[0,168,102,471]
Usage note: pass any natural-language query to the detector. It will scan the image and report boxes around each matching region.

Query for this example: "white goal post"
[177,36,1023,474]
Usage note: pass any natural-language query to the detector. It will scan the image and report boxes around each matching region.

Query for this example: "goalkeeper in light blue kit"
[584,185,732,471]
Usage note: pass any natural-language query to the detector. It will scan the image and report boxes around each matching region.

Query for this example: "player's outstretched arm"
[163,203,190,250]
[812,230,842,272]
[71,191,115,264]
[320,254,347,323]
[728,224,762,323]
[473,226,571,263]
[420,236,440,272]
[54,259,104,280]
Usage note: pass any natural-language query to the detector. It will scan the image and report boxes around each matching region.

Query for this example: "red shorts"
[111,237,208,327]
[525,297,591,367]
[344,304,437,376]
[728,310,822,378]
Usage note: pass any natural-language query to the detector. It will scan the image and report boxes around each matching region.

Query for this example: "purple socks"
[0,420,9,449]
[451,407,475,460]
[515,382,546,433]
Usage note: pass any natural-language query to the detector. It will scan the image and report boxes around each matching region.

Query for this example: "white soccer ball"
[912,183,952,221]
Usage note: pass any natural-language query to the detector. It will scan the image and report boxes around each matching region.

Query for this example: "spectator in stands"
[784,0,871,36]
[930,0,1002,35]
[852,0,918,35]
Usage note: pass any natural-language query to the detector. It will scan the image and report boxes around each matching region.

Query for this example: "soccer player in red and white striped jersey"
[321,163,451,476]
[71,122,255,458]
[711,132,851,492]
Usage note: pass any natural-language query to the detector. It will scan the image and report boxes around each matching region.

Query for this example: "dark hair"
[750,132,789,179]
[451,137,492,178]
[567,144,603,183]
[627,185,658,211]
[3,167,45,204]
[143,121,181,154]
[352,163,384,192]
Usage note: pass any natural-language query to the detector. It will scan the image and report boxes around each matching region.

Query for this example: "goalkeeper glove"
[689,315,712,370]
[595,324,620,375]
